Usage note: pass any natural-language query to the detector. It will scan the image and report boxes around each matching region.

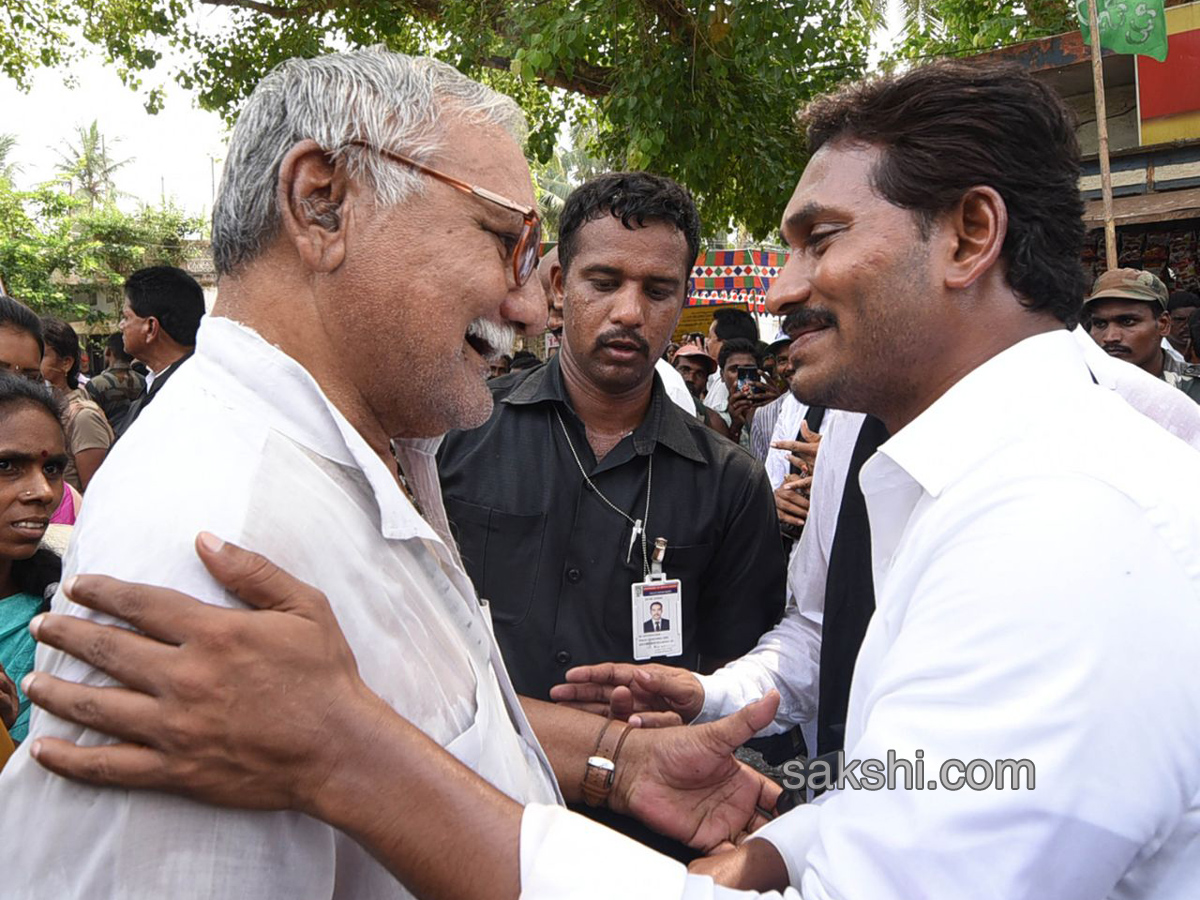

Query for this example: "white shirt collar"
[869,329,1087,499]
[195,315,440,544]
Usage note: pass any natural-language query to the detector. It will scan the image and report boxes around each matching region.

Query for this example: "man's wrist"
[303,686,394,826]
[606,726,651,818]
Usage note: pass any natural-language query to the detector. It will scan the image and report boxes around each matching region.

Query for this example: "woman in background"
[39,317,113,492]
[0,374,68,743]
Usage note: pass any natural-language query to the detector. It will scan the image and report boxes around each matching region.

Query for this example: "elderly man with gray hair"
[0,49,778,899]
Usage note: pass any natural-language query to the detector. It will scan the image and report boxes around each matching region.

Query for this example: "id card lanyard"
[553,407,654,577]
[631,537,683,660]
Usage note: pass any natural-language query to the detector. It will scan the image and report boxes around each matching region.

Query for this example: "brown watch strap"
[581,719,633,808]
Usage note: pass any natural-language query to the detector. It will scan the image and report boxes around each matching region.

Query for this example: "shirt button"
[555,650,572,665]
[566,567,582,583]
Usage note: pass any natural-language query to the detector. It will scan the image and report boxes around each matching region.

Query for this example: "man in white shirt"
[0,49,778,898]
[17,59,1200,900]
[703,306,758,418]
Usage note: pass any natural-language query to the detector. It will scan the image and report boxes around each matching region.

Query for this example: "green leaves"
[0,0,1066,239]
[0,151,205,321]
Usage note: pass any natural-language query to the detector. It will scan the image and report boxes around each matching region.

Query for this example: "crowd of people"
[0,268,205,754]
[0,46,1197,900]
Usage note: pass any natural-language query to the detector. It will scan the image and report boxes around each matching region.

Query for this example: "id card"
[631,578,683,661]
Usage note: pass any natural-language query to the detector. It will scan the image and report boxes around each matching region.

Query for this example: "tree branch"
[481,55,612,98]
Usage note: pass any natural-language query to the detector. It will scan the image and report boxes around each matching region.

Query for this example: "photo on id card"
[631,579,682,661]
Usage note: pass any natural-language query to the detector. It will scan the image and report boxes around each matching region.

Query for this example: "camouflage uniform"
[85,362,146,435]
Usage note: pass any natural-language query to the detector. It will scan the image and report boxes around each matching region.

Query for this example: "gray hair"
[211,48,528,277]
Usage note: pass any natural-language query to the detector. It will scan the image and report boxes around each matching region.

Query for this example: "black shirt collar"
[503,354,705,464]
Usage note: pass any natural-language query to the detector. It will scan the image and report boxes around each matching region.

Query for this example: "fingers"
[194,533,330,620]
[786,454,817,474]
[58,574,213,646]
[562,662,639,687]
[609,685,634,721]
[799,421,822,443]
[29,614,173,695]
[628,711,684,728]
[29,737,171,791]
[22,674,162,746]
[631,667,696,709]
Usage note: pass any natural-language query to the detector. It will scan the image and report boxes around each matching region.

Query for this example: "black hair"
[801,60,1087,325]
[510,350,541,371]
[557,172,702,284]
[106,331,133,363]
[0,374,66,607]
[1168,290,1199,312]
[39,317,82,390]
[1188,308,1200,352]
[0,295,44,357]
[711,306,757,343]
[124,266,206,346]
[719,337,761,371]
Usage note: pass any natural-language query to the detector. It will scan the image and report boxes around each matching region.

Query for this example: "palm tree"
[533,121,608,240]
[0,134,20,183]
[54,121,132,208]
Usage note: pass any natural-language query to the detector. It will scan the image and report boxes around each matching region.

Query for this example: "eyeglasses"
[346,140,541,287]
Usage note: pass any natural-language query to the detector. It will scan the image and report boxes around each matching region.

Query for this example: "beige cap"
[1085,268,1169,310]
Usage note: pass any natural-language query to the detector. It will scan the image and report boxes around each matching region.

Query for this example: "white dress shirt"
[696,409,862,739]
[764,393,812,490]
[0,316,560,898]
[519,329,1200,899]
[1077,326,1200,450]
[657,358,703,418]
[705,371,729,411]
[1163,336,1185,363]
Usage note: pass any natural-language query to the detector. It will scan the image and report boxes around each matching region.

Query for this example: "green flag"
[1076,0,1169,62]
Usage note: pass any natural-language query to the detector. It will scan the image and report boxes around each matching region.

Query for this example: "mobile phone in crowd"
[736,365,761,394]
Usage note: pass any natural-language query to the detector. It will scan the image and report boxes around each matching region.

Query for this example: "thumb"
[194,532,329,620]
[700,691,780,753]
[799,421,822,443]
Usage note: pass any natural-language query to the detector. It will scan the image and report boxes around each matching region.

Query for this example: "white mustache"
[466,318,516,361]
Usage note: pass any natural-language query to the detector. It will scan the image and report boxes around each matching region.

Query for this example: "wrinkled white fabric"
[521,330,1200,899]
[1078,326,1200,449]
[696,410,862,737]
[763,393,811,491]
[0,316,560,899]
[657,358,702,418]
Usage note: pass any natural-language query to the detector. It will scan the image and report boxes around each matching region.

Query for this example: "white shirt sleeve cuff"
[520,804,689,899]
[693,672,730,724]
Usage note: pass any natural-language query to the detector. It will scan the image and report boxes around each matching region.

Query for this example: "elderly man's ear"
[278,140,351,273]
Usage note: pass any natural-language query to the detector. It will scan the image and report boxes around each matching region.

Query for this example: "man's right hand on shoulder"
[548,662,705,728]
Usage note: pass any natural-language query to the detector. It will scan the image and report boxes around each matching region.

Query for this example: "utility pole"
[1086,0,1118,269]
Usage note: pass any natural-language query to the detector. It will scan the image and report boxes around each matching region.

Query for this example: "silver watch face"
[586,756,616,773]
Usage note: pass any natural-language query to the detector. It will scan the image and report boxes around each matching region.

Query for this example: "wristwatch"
[581,719,633,808]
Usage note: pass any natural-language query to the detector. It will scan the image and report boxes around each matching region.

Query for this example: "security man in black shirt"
[438,172,786,859]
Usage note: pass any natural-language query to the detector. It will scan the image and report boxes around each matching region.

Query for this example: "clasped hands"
[21,534,789,890]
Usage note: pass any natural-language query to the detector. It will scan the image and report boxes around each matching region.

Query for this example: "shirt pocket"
[603,542,713,658]
[445,498,547,627]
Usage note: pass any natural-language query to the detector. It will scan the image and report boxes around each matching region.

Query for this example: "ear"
[277,140,350,273]
[550,262,565,305]
[1157,311,1171,338]
[144,316,160,345]
[942,186,1007,292]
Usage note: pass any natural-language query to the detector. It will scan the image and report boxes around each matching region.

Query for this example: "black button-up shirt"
[438,355,787,701]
